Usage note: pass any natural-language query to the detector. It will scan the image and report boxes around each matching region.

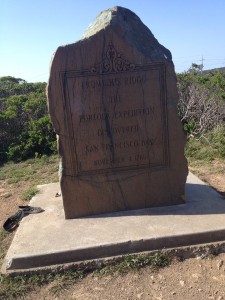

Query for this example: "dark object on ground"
[3,206,44,232]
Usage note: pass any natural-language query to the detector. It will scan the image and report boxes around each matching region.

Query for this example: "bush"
[186,125,225,162]
[0,77,56,163]
[177,68,225,137]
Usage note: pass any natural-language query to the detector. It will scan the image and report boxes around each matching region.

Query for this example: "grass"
[49,270,84,297]
[0,155,60,276]
[93,252,170,276]
[21,186,39,201]
[0,270,84,300]
[0,155,59,203]
[185,126,225,181]
[185,125,225,164]
[0,230,10,261]
[0,252,170,299]
[0,154,59,186]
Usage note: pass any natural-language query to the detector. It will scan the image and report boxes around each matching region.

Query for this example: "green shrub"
[207,125,225,158]
[177,69,225,136]
[0,77,57,163]
[185,125,225,162]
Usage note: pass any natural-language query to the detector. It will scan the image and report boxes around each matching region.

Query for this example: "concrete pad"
[2,172,225,273]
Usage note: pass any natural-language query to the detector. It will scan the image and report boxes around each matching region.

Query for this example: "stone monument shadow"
[82,182,225,219]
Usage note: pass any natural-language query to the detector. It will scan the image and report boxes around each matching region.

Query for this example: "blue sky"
[0,0,225,82]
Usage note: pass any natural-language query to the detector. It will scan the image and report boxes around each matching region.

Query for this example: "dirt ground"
[0,158,59,228]
[1,158,225,299]
[25,254,225,300]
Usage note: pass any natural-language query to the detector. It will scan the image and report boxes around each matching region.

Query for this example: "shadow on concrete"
[210,186,225,199]
[84,183,225,219]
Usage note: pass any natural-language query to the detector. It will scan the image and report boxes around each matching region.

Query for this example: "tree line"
[0,76,56,163]
[0,68,225,164]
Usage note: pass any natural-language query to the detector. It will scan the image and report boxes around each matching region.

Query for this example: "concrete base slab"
[2,172,225,273]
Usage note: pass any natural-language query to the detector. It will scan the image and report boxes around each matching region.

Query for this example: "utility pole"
[201,55,205,76]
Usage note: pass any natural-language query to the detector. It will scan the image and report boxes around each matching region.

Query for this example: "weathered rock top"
[81,6,172,62]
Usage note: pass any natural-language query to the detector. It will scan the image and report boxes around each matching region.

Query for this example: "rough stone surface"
[47,6,188,218]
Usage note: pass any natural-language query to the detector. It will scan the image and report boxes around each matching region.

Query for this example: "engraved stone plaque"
[48,7,188,218]
[61,47,168,176]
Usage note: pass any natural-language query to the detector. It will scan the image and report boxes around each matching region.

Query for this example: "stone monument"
[47,6,188,218]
